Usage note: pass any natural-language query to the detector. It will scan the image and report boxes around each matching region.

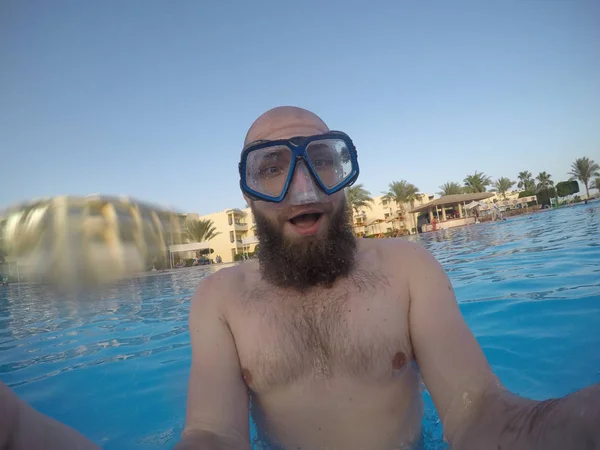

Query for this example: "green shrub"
[556,180,579,198]
[536,188,557,207]
[518,190,536,198]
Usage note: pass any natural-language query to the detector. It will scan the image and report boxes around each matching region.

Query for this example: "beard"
[252,200,357,291]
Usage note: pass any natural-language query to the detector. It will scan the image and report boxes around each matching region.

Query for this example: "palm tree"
[594,177,600,192]
[438,182,464,196]
[568,157,600,203]
[185,219,220,243]
[345,184,374,222]
[536,172,554,192]
[517,171,535,191]
[493,177,516,200]
[463,171,492,193]
[383,180,420,233]
[383,180,420,210]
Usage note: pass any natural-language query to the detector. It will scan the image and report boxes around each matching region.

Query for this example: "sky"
[1,0,599,215]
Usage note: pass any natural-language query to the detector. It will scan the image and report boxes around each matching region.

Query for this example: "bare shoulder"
[189,262,257,319]
[358,237,438,274]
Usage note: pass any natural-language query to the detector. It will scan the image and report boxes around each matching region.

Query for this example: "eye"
[312,157,334,168]
[258,165,285,178]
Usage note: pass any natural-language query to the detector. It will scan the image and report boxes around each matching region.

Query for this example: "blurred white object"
[0,195,187,289]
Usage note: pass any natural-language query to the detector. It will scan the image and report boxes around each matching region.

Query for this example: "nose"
[285,161,325,205]
[289,162,315,193]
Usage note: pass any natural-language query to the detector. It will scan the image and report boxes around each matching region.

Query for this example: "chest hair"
[240,269,403,388]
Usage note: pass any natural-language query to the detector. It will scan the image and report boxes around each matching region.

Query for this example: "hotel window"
[229,231,234,243]
[228,215,233,226]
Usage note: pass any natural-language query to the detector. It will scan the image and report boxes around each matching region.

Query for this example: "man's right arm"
[0,380,99,450]
[175,274,251,450]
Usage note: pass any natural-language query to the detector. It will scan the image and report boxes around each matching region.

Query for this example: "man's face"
[250,174,346,242]
[242,107,357,291]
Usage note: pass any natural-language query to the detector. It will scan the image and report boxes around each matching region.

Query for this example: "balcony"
[232,220,248,230]
[226,209,248,230]
[241,236,259,245]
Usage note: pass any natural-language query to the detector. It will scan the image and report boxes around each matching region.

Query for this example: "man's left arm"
[404,242,600,450]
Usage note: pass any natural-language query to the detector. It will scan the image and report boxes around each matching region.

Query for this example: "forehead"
[244,108,329,147]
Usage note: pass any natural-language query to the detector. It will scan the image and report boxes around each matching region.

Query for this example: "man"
[174,106,599,450]
[0,106,598,450]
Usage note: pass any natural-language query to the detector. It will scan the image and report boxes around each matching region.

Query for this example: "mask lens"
[245,145,293,198]
[306,139,353,189]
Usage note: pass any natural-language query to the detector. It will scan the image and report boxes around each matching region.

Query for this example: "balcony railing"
[241,236,259,245]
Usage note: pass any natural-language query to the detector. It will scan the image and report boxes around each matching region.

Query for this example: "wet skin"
[202,239,425,450]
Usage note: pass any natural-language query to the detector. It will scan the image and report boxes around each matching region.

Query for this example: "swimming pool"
[1,202,599,449]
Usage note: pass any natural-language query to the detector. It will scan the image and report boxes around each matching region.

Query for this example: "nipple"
[392,351,407,376]
[241,368,253,386]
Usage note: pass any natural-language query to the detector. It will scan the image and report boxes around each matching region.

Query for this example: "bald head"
[244,106,330,147]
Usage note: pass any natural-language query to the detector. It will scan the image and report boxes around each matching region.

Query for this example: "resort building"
[193,193,439,264]
[351,193,435,237]
[0,188,548,271]
[408,192,496,231]
[192,193,446,264]
[0,195,195,281]
[195,207,258,264]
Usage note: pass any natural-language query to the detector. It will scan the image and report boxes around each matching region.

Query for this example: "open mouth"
[288,212,324,230]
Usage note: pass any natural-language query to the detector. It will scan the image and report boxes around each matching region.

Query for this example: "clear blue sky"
[2,0,599,215]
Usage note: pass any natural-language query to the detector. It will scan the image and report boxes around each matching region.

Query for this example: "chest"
[230,280,412,393]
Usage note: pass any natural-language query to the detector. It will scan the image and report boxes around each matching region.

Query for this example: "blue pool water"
[1,203,599,449]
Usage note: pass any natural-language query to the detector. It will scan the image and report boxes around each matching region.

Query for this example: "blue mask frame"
[239,130,360,203]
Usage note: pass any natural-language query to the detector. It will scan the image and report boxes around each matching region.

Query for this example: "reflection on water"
[0,204,599,449]
[417,205,600,304]
[416,203,600,448]
[0,266,223,448]
[0,269,211,388]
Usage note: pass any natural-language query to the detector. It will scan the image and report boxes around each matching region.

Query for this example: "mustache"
[252,200,357,291]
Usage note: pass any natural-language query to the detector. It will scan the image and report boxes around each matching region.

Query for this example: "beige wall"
[195,208,257,263]
[352,193,433,236]
[422,217,475,232]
